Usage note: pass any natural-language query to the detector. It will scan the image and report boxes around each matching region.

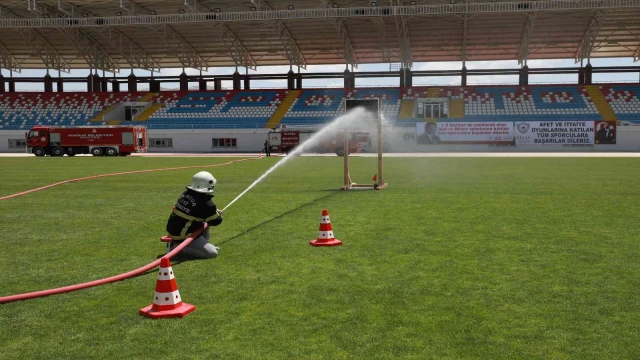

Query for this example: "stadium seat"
[2,84,640,130]
[601,85,640,124]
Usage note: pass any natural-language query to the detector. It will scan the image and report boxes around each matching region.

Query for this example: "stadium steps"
[139,93,158,102]
[135,104,164,121]
[449,99,465,118]
[585,85,618,121]
[264,90,300,128]
[399,99,414,118]
[90,104,119,122]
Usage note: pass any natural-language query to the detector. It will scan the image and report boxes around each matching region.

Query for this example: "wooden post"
[377,110,383,186]
[343,131,350,189]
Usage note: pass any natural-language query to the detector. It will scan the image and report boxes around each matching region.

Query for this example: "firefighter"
[165,171,223,259]
[264,139,271,157]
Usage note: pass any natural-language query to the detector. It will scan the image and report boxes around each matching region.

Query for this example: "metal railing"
[6,79,640,93]
[1,1,639,28]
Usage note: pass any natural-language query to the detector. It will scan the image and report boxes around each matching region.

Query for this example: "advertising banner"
[594,121,617,144]
[515,121,595,145]
[415,122,513,144]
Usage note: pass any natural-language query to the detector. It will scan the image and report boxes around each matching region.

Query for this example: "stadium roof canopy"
[1,0,640,74]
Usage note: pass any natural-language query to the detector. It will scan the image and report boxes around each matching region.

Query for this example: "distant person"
[417,122,441,145]
[264,140,271,157]
[165,171,223,259]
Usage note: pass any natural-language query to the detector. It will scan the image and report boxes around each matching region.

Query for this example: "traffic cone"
[140,257,196,319]
[310,209,343,247]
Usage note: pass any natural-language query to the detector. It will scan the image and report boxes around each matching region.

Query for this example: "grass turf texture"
[0,156,639,359]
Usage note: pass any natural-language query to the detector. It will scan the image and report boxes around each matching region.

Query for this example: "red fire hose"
[0,155,263,304]
[0,225,206,304]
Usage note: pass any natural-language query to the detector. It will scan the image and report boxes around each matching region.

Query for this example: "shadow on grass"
[150,191,337,264]
[217,191,338,245]
[154,249,211,264]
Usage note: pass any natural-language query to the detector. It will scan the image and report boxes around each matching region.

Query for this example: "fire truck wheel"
[105,147,118,156]
[51,147,64,157]
[33,147,45,157]
[91,147,103,156]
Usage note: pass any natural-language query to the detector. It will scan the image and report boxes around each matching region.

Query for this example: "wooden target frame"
[340,98,387,191]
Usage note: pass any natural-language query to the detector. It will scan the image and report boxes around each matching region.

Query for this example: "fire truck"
[25,125,148,157]
[322,130,371,156]
[267,129,370,156]
[267,130,312,155]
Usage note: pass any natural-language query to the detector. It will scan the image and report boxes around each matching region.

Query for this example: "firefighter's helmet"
[187,171,217,195]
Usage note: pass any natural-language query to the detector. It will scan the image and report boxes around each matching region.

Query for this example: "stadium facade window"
[149,138,173,148]
[212,138,237,148]
[417,101,448,119]
[8,139,27,148]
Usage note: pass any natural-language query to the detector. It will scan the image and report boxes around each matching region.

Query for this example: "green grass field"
[1,155,639,359]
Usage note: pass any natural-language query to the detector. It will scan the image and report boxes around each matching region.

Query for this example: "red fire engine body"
[267,129,370,156]
[26,125,148,157]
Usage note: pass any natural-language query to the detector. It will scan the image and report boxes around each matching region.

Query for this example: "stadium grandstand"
[1,0,640,152]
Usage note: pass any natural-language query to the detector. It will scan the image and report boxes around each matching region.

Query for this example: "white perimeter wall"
[1,127,639,153]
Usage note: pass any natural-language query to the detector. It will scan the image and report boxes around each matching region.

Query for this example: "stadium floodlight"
[250,6,257,11]
[410,1,416,5]
[370,1,377,6]
[149,10,157,15]
[287,5,294,10]
[213,8,221,12]
[115,11,122,16]
[178,9,185,14]
[332,3,339,8]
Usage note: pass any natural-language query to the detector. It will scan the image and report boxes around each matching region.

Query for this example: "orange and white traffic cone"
[139,257,196,319]
[310,209,343,247]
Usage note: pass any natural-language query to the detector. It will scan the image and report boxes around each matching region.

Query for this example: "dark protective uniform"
[166,188,223,241]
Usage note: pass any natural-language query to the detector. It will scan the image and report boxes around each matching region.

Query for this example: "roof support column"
[584,63,593,85]
[180,70,188,92]
[87,70,93,93]
[519,64,529,86]
[287,68,295,90]
[128,72,137,92]
[93,72,101,93]
[44,71,53,92]
[233,69,241,91]
[150,79,160,92]
[461,64,468,87]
